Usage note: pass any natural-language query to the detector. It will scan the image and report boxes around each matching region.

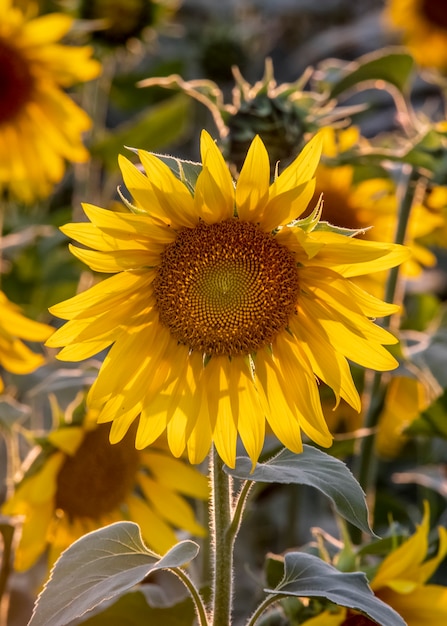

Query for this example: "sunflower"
[301,503,447,626]
[384,0,447,71]
[46,130,409,469]
[2,402,209,571]
[0,0,101,203]
[0,290,53,392]
[311,126,443,291]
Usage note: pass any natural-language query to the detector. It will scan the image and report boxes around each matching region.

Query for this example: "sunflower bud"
[225,92,306,173]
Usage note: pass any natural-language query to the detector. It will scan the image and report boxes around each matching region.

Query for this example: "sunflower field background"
[2,0,447,625]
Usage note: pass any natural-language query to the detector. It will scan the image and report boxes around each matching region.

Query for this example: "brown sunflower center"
[154,219,299,357]
[421,0,447,30]
[0,38,34,123]
[55,423,140,519]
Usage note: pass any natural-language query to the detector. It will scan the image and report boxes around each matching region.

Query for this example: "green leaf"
[225,446,374,535]
[154,155,202,194]
[312,220,370,237]
[75,591,196,626]
[266,552,407,626]
[328,48,415,98]
[91,94,192,171]
[28,522,199,626]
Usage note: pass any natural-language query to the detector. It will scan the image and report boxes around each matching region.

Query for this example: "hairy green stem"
[245,594,280,626]
[354,164,418,503]
[229,479,254,539]
[210,448,233,625]
[170,567,209,626]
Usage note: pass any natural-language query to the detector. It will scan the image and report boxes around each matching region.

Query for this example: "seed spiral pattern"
[154,219,300,356]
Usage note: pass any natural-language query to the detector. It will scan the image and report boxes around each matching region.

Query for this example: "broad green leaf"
[225,446,373,535]
[76,591,195,626]
[328,48,415,98]
[266,552,407,626]
[91,94,192,171]
[28,522,199,626]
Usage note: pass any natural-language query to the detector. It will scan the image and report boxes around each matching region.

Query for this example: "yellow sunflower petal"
[137,150,198,228]
[255,350,304,454]
[126,494,177,555]
[378,584,447,626]
[270,131,323,195]
[236,135,270,221]
[272,333,333,447]
[199,130,234,218]
[204,357,238,468]
[372,502,430,591]
[47,271,153,322]
[138,475,206,536]
[229,357,266,470]
[141,450,209,499]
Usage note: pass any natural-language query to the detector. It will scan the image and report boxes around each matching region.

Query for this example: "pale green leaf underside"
[226,446,374,535]
[266,552,407,626]
[28,522,199,626]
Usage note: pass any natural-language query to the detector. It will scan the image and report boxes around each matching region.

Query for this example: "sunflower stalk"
[354,164,419,510]
[210,447,235,626]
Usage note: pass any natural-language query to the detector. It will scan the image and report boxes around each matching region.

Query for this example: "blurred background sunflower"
[384,0,447,71]
[307,126,444,297]
[0,290,53,393]
[0,0,101,203]
[2,395,209,573]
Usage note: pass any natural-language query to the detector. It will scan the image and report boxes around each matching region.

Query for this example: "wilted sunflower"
[384,0,447,71]
[0,0,101,203]
[0,290,53,392]
[2,403,208,571]
[302,503,447,626]
[46,130,409,469]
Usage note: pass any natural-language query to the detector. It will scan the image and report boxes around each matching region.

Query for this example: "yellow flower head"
[2,404,209,571]
[312,127,443,285]
[384,0,447,71]
[46,130,410,469]
[0,0,101,203]
[302,503,447,626]
[0,290,53,392]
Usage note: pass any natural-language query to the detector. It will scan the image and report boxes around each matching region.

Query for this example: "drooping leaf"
[225,446,373,535]
[75,591,196,626]
[327,48,415,98]
[265,552,407,626]
[28,522,199,626]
